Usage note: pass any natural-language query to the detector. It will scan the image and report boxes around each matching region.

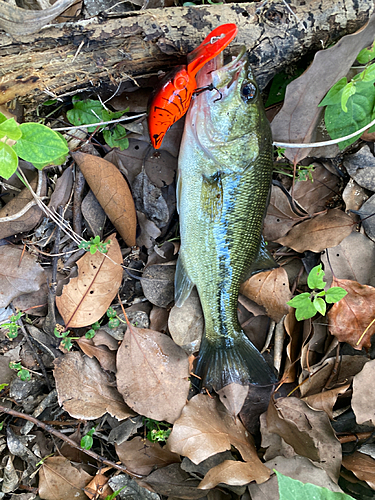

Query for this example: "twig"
[0,405,143,479]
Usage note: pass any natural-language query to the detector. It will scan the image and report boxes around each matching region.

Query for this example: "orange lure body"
[148,24,238,149]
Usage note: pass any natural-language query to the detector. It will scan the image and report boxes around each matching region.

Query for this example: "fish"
[175,46,277,391]
[148,24,238,149]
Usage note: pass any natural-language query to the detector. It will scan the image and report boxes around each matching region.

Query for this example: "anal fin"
[175,255,194,307]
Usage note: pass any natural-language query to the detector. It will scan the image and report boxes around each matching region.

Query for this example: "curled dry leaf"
[84,470,112,500]
[198,460,269,489]
[266,396,341,482]
[275,209,353,253]
[352,359,375,426]
[0,245,46,308]
[342,451,375,489]
[54,351,134,421]
[263,185,303,242]
[56,235,123,328]
[38,456,92,500]
[217,383,249,418]
[240,267,291,322]
[72,151,136,246]
[116,436,180,476]
[303,384,350,419]
[327,278,375,350]
[116,324,189,424]
[77,337,117,373]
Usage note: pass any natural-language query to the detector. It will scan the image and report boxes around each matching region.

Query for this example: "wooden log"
[0,0,373,105]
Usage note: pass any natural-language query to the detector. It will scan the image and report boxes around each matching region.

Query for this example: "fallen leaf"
[0,172,47,239]
[149,305,169,333]
[271,14,375,163]
[168,288,203,354]
[260,413,296,462]
[217,383,249,418]
[342,451,375,489]
[240,385,274,436]
[303,384,350,419]
[166,394,265,467]
[84,470,112,500]
[116,324,189,424]
[240,267,291,322]
[0,245,46,308]
[81,190,107,239]
[71,151,136,246]
[48,166,73,211]
[38,456,92,500]
[132,171,170,229]
[115,436,180,476]
[263,185,304,242]
[342,178,368,212]
[275,209,353,253]
[321,231,375,287]
[141,262,175,308]
[77,337,117,373]
[54,351,134,420]
[266,396,342,482]
[56,235,123,328]
[198,460,270,489]
[352,359,375,425]
[136,210,161,249]
[327,278,375,350]
[282,310,302,383]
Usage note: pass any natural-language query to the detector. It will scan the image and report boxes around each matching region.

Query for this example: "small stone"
[343,145,375,192]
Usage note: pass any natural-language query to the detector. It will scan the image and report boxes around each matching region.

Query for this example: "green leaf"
[13,123,69,166]
[0,383,9,391]
[307,264,326,290]
[0,142,18,179]
[103,124,129,151]
[313,296,326,316]
[319,77,347,107]
[357,42,375,64]
[0,117,22,141]
[294,300,317,321]
[17,369,31,381]
[89,245,98,255]
[287,292,311,308]
[85,329,96,339]
[325,287,348,304]
[324,79,375,149]
[66,98,105,132]
[101,108,128,122]
[0,112,7,124]
[105,486,127,500]
[276,470,355,500]
[362,62,375,82]
[80,434,94,450]
[341,82,356,112]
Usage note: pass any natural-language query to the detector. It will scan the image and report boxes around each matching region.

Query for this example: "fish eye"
[241,82,257,102]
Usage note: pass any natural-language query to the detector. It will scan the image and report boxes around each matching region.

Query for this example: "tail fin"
[194,332,277,392]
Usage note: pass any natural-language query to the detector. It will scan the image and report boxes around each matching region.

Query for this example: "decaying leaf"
[266,396,341,482]
[240,267,291,322]
[327,278,375,350]
[275,209,353,253]
[77,337,117,373]
[303,384,350,419]
[54,351,134,420]
[133,171,170,229]
[0,245,46,308]
[198,460,270,489]
[342,451,375,489]
[263,185,303,242]
[38,456,92,500]
[352,359,375,425]
[72,151,136,246]
[116,324,189,424]
[217,383,249,418]
[116,436,180,476]
[56,235,123,328]
[84,469,113,500]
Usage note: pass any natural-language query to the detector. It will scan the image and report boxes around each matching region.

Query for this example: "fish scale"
[176,47,277,391]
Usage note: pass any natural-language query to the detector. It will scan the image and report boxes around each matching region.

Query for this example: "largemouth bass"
[176,46,277,391]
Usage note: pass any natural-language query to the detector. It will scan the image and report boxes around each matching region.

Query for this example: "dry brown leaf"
[240,267,291,322]
[72,151,136,246]
[342,452,375,489]
[275,209,353,253]
[282,310,302,383]
[48,166,73,211]
[167,394,265,469]
[217,383,249,418]
[0,172,47,239]
[116,436,180,476]
[54,351,134,420]
[271,14,375,163]
[116,324,189,424]
[199,460,270,490]
[352,359,375,425]
[84,470,112,500]
[266,396,341,482]
[303,384,350,419]
[56,235,123,328]
[77,337,117,373]
[0,245,46,308]
[327,278,375,350]
[263,185,303,242]
[38,456,92,500]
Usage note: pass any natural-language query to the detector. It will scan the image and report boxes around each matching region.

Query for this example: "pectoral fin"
[243,236,278,281]
[175,255,194,307]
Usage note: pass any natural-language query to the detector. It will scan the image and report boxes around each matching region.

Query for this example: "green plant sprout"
[0,112,69,179]
[1,311,23,339]
[319,41,375,149]
[54,327,78,351]
[0,383,9,392]
[273,162,315,182]
[105,486,126,500]
[9,362,31,381]
[143,418,172,443]
[107,307,121,329]
[78,236,111,255]
[287,265,347,321]
[85,321,100,339]
[66,98,130,151]
[275,470,354,499]
[81,427,96,450]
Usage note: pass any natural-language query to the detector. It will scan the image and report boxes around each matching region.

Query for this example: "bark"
[0,0,373,105]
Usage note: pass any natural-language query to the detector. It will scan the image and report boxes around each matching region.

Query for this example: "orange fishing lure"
[148,24,238,149]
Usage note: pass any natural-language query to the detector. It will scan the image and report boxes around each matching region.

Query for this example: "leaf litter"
[5,14,375,500]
